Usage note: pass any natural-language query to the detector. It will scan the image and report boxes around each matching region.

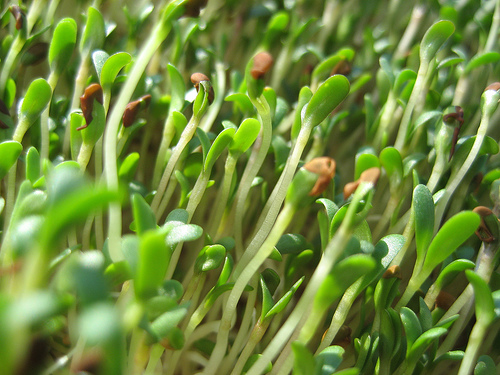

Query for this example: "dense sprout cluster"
[0,1,500,374]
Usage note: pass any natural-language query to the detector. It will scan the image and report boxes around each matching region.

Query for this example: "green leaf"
[312,48,354,82]
[303,75,350,127]
[49,18,77,75]
[80,100,106,146]
[354,153,380,180]
[229,118,261,155]
[315,255,376,310]
[25,146,40,184]
[225,93,254,113]
[260,275,275,320]
[149,304,189,342]
[420,21,455,64]
[434,259,475,290]
[19,78,52,127]
[118,152,140,182]
[275,234,310,255]
[400,307,422,351]
[315,345,345,375]
[205,128,235,171]
[99,52,131,90]
[465,52,500,74]
[466,270,495,324]
[292,86,313,140]
[406,327,447,363]
[412,184,434,263]
[292,342,316,375]
[379,147,403,188]
[419,298,433,332]
[194,244,226,273]
[164,222,203,248]
[167,64,186,113]
[0,141,22,180]
[70,112,84,159]
[474,355,497,375]
[135,229,171,300]
[422,211,480,274]
[92,50,109,80]
[132,194,156,235]
[216,255,234,287]
[265,277,304,320]
[165,208,189,224]
[80,7,105,55]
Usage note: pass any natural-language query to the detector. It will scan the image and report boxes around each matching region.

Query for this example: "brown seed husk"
[303,157,336,196]
[343,180,360,200]
[359,167,381,186]
[435,291,456,311]
[122,94,152,128]
[382,265,401,279]
[472,206,496,242]
[485,82,500,92]
[9,6,24,30]
[251,52,273,79]
[190,73,214,104]
[79,83,103,129]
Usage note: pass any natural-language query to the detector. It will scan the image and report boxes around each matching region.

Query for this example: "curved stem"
[104,13,175,262]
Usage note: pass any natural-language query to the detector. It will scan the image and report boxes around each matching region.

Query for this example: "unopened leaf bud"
[9,6,25,31]
[191,73,214,104]
[472,206,499,243]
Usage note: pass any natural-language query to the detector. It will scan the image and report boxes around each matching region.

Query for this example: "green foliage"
[1,1,499,375]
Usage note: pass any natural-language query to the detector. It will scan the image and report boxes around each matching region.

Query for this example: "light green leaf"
[420,21,455,64]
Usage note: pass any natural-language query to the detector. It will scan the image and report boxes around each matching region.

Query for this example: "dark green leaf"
[25,146,40,184]
[474,355,497,375]
[412,184,434,263]
[400,307,422,350]
[265,277,304,320]
[149,305,188,342]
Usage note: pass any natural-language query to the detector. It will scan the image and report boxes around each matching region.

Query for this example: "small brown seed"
[9,6,24,30]
[343,180,360,200]
[435,291,455,311]
[79,83,103,129]
[382,265,401,279]
[251,52,273,80]
[359,167,381,186]
[190,73,214,104]
[484,82,500,92]
[472,206,496,243]
[122,94,152,128]
[303,157,336,196]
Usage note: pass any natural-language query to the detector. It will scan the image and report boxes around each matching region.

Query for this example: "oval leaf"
[0,141,22,180]
[423,211,480,274]
[412,185,434,262]
[420,21,455,64]
[205,127,235,171]
[100,52,132,90]
[49,18,77,74]
[303,75,350,127]
[229,118,261,155]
